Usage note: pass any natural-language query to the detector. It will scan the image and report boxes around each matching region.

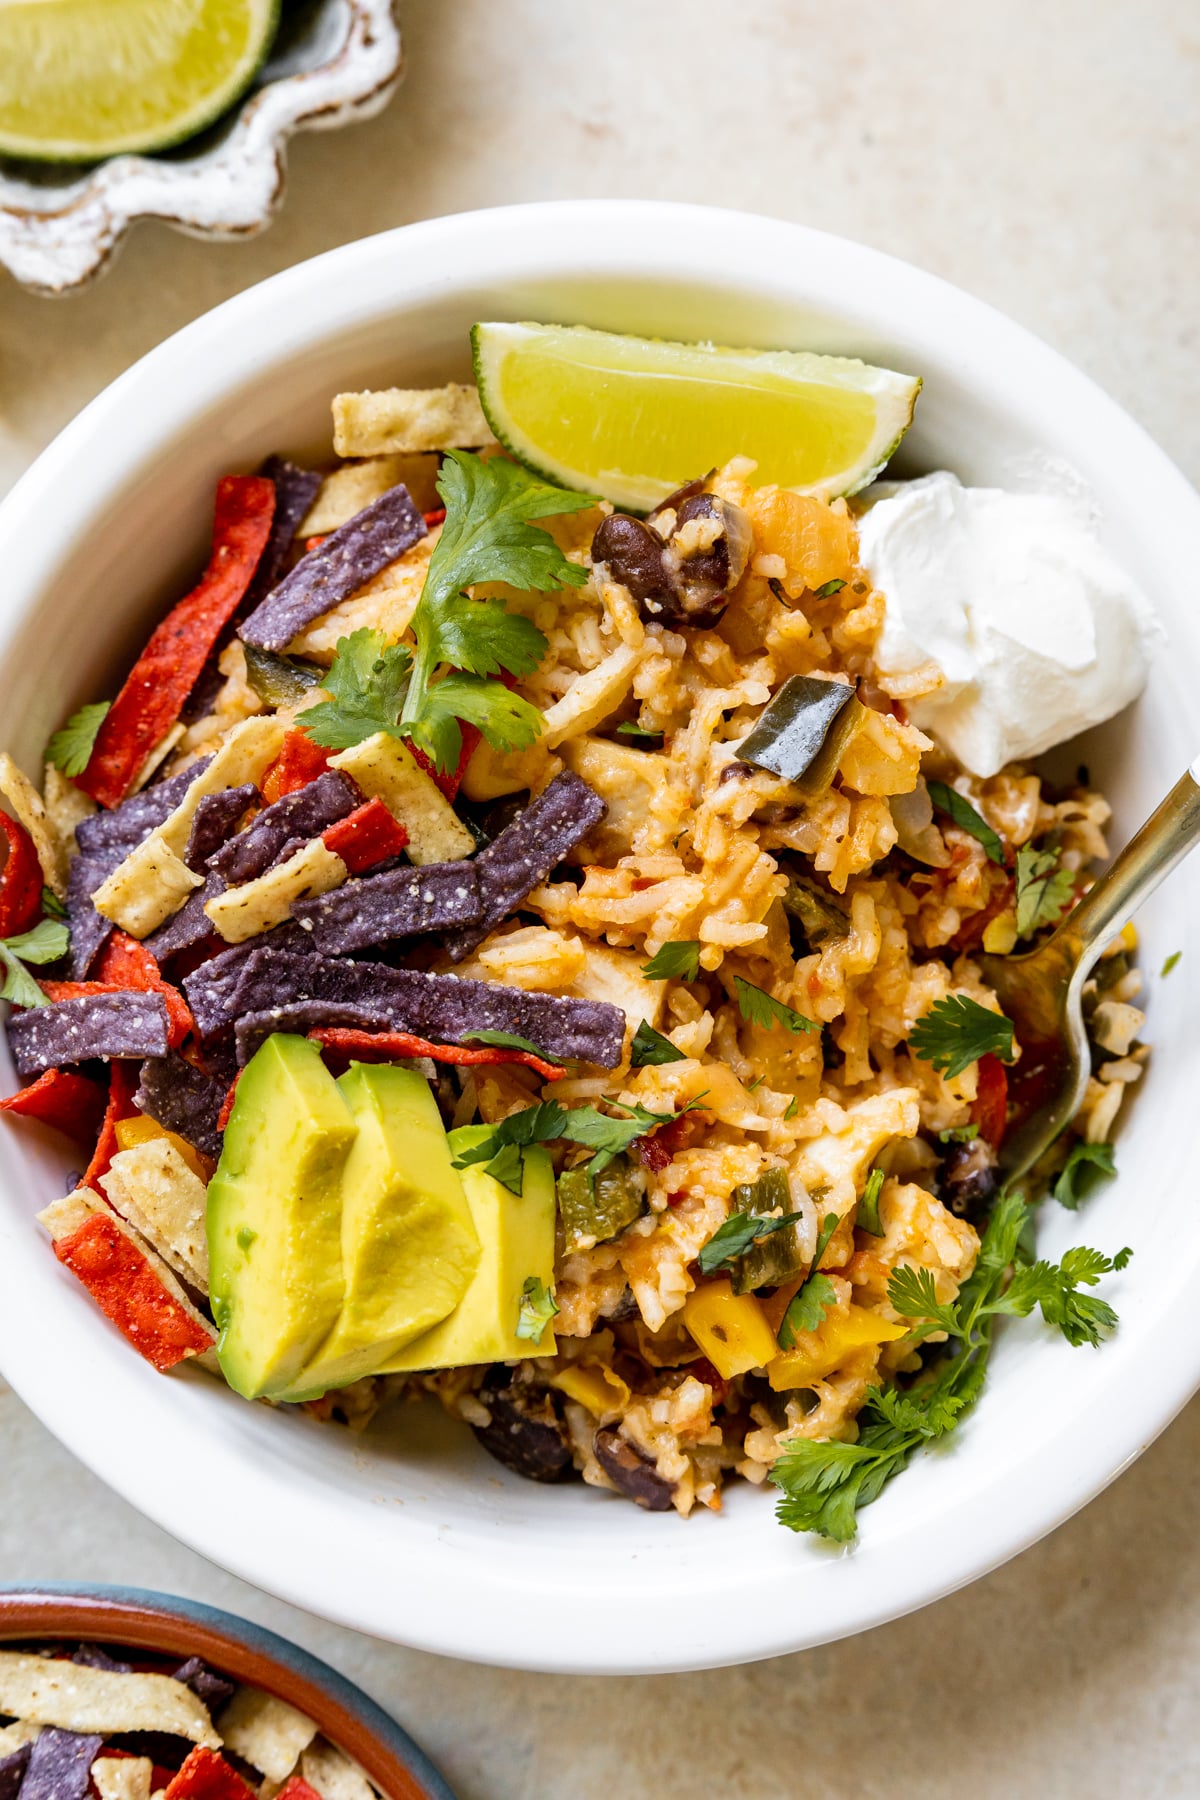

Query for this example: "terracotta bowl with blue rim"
[0,1586,455,1800]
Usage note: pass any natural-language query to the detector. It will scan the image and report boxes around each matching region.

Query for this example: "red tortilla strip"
[424,507,447,527]
[164,1752,256,1800]
[261,728,335,803]
[0,811,44,938]
[78,475,276,809]
[275,1783,323,1800]
[216,1070,241,1132]
[0,1067,107,1142]
[82,1061,141,1190]
[309,1025,566,1082]
[321,797,409,873]
[406,723,480,801]
[94,931,197,1048]
[52,1210,214,1372]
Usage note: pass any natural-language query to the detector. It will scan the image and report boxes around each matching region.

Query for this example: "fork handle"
[1051,758,1200,977]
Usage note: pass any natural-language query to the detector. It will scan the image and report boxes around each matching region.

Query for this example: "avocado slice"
[207,1033,356,1400]
[278,1062,482,1400]
[382,1124,557,1372]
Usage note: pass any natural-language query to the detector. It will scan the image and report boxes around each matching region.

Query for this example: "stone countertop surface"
[1,2,1198,1794]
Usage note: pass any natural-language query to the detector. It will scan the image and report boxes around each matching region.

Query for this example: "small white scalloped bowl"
[0,204,1196,1674]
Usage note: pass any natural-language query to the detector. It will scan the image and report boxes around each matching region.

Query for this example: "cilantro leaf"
[630,1020,686,1067]
[909,993,1014,1080]
[1052,1140,1116,1211]
[938,1123,979,1145]
[856,1166,885,1236]
[484,1142,526,1195]
[886,1264,961,1337]
[41,887,67,921]
[515,1275,559,1342]
[733,975,816,1034]
[812,578,846,598]
[697,1209,806,1275]
[778,1210,840,1348]
[0,918,71,1009]
[46,701,110,778]
[411,669,544,770]
[300,629,413,750]
[398,452,592,767]
[1161,950,1182,977]
[615,722,665,747]
[1015,844,1075,938]
[452,1095,682,1180]
[997,1243,1131,1347]
[926,780,1005,865]
[641,940,701,981]
[463,1028,564,1064]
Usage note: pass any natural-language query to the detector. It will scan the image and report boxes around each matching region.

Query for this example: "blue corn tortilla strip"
[208,770,358,884]
[20,1730,103,1800]
[292,859,482,954]
[0,1745,30,1800]
[184,784,257,872]
[214,949,626,1066]
[182,922,317,1036]
[239,483,427,652]
[68,759,214,978]
[444,771,606,962]
[143,871,226,962]
[170,1657,236,1712]
[7,990,171,1079]
[235,999,394,1065]
[136,1052,228,1161]
[72,1645,132,1672]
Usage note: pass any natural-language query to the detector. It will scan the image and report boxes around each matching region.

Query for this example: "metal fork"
[975,758,1200,1181]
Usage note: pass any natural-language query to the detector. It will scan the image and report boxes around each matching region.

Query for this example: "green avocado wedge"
[207,1034,356,1402]
[382,1126,558,1372]
[277,1063,482,1402]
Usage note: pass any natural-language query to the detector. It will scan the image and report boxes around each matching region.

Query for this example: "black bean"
[591,513,671,604]
[471,1367,577,1483]
[593,1427,676,1511]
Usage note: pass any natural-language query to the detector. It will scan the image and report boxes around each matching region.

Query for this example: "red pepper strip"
[94,930,198,1047]
[309,1026,566,1083]
[275,1782,324,1800]
[0,811,44,938]
[0,1068,108,1143]
[216,1070,242,1132]
[52,1211,214,1372]
[260,727,335,803]
[969,1052,1010,1149]
[322,797,409,873]
[424,507,447,527]
[163,1750,256,1800]
[78,475,276,809]
[406,722,480,801]
[81,1061,141,1191]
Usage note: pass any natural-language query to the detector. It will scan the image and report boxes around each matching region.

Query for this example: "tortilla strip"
[0,1653,220,1746]
[331,385,494,457]
[217,1689,317,1783]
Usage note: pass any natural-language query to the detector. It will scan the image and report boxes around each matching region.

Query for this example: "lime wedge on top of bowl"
[0,0,280,163]
[472,320,922,512]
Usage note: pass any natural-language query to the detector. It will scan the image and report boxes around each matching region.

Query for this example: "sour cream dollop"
[856,471,1162,778]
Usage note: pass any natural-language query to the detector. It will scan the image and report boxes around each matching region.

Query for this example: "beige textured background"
[2,3,1199,1795]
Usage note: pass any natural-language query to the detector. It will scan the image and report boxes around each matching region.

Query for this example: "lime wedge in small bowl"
[0,0,280,162]
[472,320,922,512]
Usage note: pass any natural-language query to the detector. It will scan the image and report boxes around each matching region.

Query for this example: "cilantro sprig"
[909,993,1014,1081]
[516,1275,559,1342]
[926,780,1005,865]
[769,1189,1132,1541]
[778,1210,840,1348]
[300,630,412,751]
[453,1095,691,1187]
[641,941,701,981]
[698,1208,806,1276]
[46,702,110,779]
[1015,844,1075,938]
[734,976,817,1035]
[630,1020,686,1067]
[0,918,70,1008]
[1052,1140,1116,1211]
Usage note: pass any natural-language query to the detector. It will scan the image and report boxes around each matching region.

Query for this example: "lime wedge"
[0,0,280,162]
[472,321,922,512]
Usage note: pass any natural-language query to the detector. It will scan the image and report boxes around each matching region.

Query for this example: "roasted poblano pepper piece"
[781,869,851,949]
[243,643,326,708]
[557,1156,646,1251]
[729,1165,806,1294]
[738,674,865,791]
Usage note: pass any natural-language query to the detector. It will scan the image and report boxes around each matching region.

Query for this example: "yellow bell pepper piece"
[682,1277,779,1379]
[550,1364,631,1420]
[768,1303,908,1391]
[114,1114,209,1182]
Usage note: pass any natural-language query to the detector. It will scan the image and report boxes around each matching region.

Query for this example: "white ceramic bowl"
[0,203,1197,1674]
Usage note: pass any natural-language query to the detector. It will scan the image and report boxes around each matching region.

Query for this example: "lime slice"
[472,321,922,512]
[0,0,280,162]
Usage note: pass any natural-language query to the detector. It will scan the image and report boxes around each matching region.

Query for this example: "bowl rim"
[0,1583,455,1800]
[0,200,1197,1673]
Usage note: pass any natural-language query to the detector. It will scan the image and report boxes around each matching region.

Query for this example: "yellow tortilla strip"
[100,1139,210,1292]
[42,763,97,856]
[93,1757,154,1800]
[329,733,474,866]
[0,1652,220,1745]
[300,1739,378,1800]
[217,1687,318,1782]
[298,455,442,535]
[0,751,68,898]
[332,385,494,457]
[205,838,347,944]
